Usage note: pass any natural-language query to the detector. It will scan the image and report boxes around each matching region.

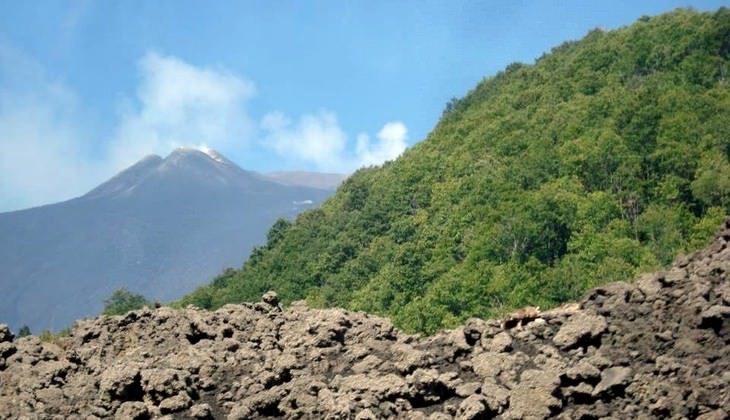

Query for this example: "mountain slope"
[180,8,730,333]
[0,148,333,332]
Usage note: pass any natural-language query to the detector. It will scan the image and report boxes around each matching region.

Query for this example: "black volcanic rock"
[0,148,333,332]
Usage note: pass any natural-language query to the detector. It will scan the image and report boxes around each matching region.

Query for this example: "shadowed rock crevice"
[186,323,217,345]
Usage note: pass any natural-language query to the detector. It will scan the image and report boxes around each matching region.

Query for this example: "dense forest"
[178,9,730,334]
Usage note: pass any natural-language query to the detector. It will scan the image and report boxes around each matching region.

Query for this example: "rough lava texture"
[1,220,729,419]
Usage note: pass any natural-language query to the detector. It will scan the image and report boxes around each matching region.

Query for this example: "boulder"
[456,395,487,420]
[592,366,632,397]
[0,324,13,343]
[553,312,607,349]
[114,401,149,420]
[159,392,192,414]
[100,365,142,401]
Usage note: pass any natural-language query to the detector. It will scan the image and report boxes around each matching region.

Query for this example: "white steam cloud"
[356,121,408,167]
[0,45,410,212]
[262,111,407,172]
[108,52,256,170]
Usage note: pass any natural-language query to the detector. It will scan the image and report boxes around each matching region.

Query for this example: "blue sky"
[0,0,726,212]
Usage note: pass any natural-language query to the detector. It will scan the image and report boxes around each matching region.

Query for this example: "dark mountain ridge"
[0,148,334,332]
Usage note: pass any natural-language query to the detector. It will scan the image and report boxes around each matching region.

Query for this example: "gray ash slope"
[1,221,729,419]
[0,148,334,333]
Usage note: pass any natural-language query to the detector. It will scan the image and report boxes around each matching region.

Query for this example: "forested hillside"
[180,9,730,333]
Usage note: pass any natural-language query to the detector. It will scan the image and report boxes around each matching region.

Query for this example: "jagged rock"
[190,403,213,418]
[696,409,729,420]
[563,382,594,399]
[0,324,13,343]
[592,366,632,397]
[114,401,149,419]
[229,388,286,419]
[352,354,382,373]
[262,291,280,307]
[337,373,407,398]
[505,369,562,419]
[462,318,487,345]
[585,353,613,370]
[317,388,351,415]
[407,368,438,383]
[553,312,607,349]
[480,380,509,413]
[658,269,686,287]
[482,331,513,353]
[0,219,728,418]
[159,392,192,413]
[140,368,189,403]
[699,305,730,328]
[393,343,430,373]
[0,341,16,359]
[565,360,602,382]
[456,394,487,419]
[100,365,142,401]
[718,283,730,305]
[454,381,480,398]
[227,403,252,420]
[472,350,529,386]
[355,408,377,419]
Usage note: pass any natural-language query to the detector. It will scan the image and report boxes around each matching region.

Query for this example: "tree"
[17,325,31,338]
[102,288,152,316]
[266,218,292,247]
[442,97,461,116]
[691,154,730,210]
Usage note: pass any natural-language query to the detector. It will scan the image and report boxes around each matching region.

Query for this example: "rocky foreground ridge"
[1,221,730,419]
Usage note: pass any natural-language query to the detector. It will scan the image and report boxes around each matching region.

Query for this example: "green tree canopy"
[103,288,152,316]
[178,8,730,334]
[17,325,31,338]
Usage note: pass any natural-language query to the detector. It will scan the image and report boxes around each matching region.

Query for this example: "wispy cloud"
[262,111,408,172]
[356,121,408,167]
[108,51,257,170]
[0,40,102,211]
[261,110,348,172]
[0,45,410,212]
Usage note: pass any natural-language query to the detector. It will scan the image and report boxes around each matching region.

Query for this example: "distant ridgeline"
[178,8,730,333]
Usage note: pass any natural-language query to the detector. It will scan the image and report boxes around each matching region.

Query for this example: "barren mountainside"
[0,148,333,332]
[1,218,728,419]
